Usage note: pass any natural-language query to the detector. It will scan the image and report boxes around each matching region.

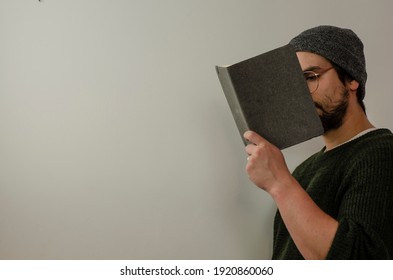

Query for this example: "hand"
[244,131,292,194]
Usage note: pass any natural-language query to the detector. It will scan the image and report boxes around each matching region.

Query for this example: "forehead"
[296,51,331,70]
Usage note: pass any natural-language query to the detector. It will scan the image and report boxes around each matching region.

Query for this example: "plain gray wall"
[0,0,392,259]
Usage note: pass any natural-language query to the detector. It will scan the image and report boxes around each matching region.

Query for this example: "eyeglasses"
[303,66,334,93]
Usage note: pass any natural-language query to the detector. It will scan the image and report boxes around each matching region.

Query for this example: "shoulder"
[293,129,393,178]
[356,128,393,144]
[349,128,393,161]
[343,129,393,190]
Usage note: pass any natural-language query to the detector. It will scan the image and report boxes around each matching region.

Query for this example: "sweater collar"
[324,128,380,152]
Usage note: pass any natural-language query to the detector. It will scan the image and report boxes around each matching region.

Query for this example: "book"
[215,44,324,149]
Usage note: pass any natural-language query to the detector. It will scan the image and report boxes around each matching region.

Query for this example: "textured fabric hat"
[289,25,367,100]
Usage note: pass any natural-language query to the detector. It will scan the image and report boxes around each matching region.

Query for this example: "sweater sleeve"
[326,141,393,259]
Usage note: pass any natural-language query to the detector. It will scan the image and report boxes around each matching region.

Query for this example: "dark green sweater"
[272,129,393,259]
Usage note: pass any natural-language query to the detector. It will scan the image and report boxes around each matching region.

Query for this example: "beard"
[314,88,349,133]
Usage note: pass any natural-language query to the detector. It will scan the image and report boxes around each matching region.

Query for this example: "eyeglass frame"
[303,66,335,94]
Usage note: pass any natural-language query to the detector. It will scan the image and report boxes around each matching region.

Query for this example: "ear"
[347,80,359,92]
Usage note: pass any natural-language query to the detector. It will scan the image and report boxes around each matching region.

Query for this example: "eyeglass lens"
[304,71,319,93]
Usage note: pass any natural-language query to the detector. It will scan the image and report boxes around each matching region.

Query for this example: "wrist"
[269,175,298,202]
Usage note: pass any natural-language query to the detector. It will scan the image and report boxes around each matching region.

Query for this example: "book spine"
[216,66,249,145]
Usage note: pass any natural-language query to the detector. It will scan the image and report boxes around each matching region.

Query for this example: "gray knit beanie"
[289,25,367,100]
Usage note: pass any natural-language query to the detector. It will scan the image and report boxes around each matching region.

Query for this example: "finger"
[243,130,269,146]
[245,143,257,155]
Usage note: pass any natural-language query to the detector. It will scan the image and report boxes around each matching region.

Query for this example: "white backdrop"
[0,0,392,259]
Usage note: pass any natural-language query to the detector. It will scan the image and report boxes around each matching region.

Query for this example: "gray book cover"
[216,44,323,149]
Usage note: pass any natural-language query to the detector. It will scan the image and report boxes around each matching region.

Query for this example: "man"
[244,25,393,259]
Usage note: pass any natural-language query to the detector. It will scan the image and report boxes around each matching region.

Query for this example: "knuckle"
[255,147,264,156]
